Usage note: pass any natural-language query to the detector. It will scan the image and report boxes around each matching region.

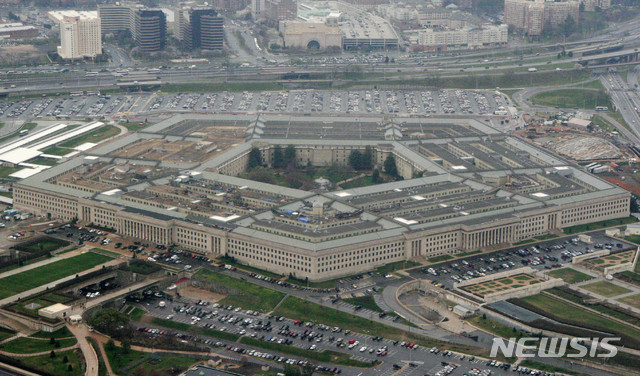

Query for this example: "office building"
[57,15,102,59]
[415,24,508,50]
[504,0,579,36]
[14,114,630,282]
[265,0,297,23]
[185,8,224,50]
[97,2,140,34]
[0,22,38,39]
[134,9,166,52]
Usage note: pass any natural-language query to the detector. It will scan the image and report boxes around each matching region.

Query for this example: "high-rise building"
[97,2,140,35]
[265,0,297,23]
[57,15,102,59]
[504,0,579,36]
[187,8,224,50]
[134,9,166,52]
[251,0,266,19]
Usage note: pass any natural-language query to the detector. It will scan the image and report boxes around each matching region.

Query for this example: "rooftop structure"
[14,114,630,281]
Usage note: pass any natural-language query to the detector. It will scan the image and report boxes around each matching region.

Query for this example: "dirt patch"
[178,286,226,302]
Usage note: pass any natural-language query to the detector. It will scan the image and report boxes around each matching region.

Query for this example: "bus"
[595,106,609,111]
[19,130,29,136]
[70,91,83,97]
[85,71,98,77]
[86,91,100,96]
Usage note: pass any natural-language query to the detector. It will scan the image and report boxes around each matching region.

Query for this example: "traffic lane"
[408,232,635,288]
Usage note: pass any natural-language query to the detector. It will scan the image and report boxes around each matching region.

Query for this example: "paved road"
[68,324,99,376]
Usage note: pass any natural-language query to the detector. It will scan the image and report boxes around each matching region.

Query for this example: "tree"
[62,355,69,363]
[67,364,73,372]
[88,308,130,339]
[631,195,639,213]
[247,147,262,170]
[272,145,284,168]
[561,15,576,37]
[284,145,297,168]
[49,337,55,345]
[384,155,398,177]
[50,350,56,358]
[371,169,380,184]
[122,340,131,354]
[362,146,373,170]
[348,150,363,170]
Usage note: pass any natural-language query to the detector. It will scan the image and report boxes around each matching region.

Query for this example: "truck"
[528,68,537,72]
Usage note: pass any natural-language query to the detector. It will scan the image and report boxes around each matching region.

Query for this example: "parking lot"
[408,231,636,289]
[136,296,521,376]
[0,89,512,121]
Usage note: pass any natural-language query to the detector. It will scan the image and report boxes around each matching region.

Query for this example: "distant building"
[186,8,224,50]
[211,0,250,12]
[581,0,611,11]
[98,2,140,35]
[283,22,342,49]
[414,24,507,51]
[504,0,579,36]
[134,9,167,52]
[265,0,297,23]
[0,23,38,39]
[251,0,267,19]
[57,14,102,59]
[175,7,224,51]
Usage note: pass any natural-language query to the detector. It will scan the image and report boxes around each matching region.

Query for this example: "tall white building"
[57,15,102,59]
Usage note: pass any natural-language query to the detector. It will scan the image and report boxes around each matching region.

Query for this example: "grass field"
[547,268,594,284]
[518,360,588,376]
[30,327,73,339]
[20,348,84,376]
[342,296,384,312]
[0,166,19,179]
[16,237,69,253]
[193,269,285,312]
[0,327,15,342]
[0,252,112,299]
[617,294,640,309]
[376,260,420,275]
[530,89,611,109]
[428,255,454,263]
[120,121,148,132]
[104,344,146,372]
[1,336,77,354]
[512,293,640,349]
[132,355,204,376]
[563,216,638,234]
[58,125,120,148]
[581,281,632,297]
[467,315,525,340]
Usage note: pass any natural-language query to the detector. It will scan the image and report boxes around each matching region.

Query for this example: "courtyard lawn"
[132,355,204,376]
[103,344,146,373]
[581,280,632,297]
[193,269,285,313]
[58,125,121,148]
[530,89,612,109]
[0,252,113,299]
[562,216,637,234]
[1,336,77,354]
[547,268,594,284]
[20,349,84,376]
[617,294,640,309]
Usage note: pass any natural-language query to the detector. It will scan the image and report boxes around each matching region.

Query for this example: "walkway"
[68,324,99,376]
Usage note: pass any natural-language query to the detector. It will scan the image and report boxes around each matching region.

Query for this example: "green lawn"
[512,293,640,349]
[0,252,113,299]
[547,268,594,284]
[376,260,420,275]
[120,121,148,132]
[563,216,638,234]
[42,146,73,156]
[518,360,588,376]
[129,307,146,321]
[58,125,121,148]
[17,238,69,253]
[104,344,146,372]
[467,315,525,340]
[0,166,19,179]
[240,337,378,368]
[617,294,640,309]
[30,327,73,339]
[1,336,77,354]
[27,157,59,166]
[20,348,84,376]
[193,269,285,312]
[342,296,384,313]
[531,89,611,109]
[428,255,453,263]
[132,355,204,376]
[581,280,632,297]
[0,327,15,342]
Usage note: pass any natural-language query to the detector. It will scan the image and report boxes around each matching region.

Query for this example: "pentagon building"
[14,114,630,281]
